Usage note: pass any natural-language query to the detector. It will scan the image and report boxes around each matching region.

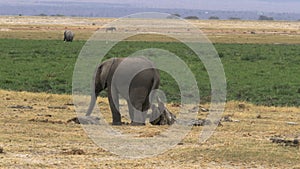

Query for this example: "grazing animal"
[105,27,116,32]
[64,30,74,42]
[86,57,173,126]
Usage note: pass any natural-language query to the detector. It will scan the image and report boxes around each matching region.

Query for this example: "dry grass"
[0,90,299,168]
[0,16,299,44]
[1,16,300,168]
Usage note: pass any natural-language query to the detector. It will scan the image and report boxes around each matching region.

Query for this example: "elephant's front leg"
[108,86,122,125]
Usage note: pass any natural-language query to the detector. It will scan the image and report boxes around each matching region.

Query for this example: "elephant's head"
[150,98,176,125]
[94,60,111,92]
[86,59,116,116]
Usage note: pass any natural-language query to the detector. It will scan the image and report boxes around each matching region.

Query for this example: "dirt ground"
[0,16,299,43]
[0,16,300,168]
[0,90,299,168]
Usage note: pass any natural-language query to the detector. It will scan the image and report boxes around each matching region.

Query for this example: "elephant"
[150,98,176,125]
[86,57,165,125]
[63,30,74,42]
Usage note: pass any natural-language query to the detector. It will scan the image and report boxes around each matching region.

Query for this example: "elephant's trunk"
[86,78,104,116]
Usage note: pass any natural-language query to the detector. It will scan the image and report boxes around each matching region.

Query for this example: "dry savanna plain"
[0,16,300,168]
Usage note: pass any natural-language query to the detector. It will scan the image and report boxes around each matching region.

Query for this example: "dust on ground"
[0,89,299,168]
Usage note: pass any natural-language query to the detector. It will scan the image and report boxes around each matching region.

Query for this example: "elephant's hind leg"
[127,101,135,123]
[108,87,122,125]
[129,90,148,126]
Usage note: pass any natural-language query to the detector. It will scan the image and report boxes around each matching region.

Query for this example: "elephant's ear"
[157,97,165,113]
[97,60,114,89]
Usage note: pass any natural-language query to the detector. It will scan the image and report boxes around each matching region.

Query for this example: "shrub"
[184,16,199,20]
[229,17,241,20]
[167,14,181,19]
[218,52,225,58]
[37,13,47,16]
[209,16,219,20]
[258,15,274,21]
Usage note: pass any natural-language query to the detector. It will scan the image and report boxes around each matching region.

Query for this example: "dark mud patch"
[67,116,100,125]
[270,135,300,147]
[8,105,33,109]
[61,148,85,155]
[28,118,65,124]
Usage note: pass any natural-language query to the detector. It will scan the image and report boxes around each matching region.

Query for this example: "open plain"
[0,16,300,168]
[0,16,300,43]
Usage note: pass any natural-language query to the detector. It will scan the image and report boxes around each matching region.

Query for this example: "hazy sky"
[2,0,300,13]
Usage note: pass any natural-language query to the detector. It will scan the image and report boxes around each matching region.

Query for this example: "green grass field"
[1,17,300,168]
[0,39,299,106]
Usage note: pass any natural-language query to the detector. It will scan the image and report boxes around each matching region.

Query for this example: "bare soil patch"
[0,90,299,168]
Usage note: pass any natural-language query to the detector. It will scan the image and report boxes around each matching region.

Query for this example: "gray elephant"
[150,99,176,125]
[86,57,163,125]
[63,30,74,42]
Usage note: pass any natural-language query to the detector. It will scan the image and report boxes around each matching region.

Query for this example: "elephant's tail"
[151,69,160,91]
[86,93,96,116]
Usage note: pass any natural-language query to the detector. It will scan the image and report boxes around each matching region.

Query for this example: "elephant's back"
[64,30,74,36]
[109,56,159,99]
[112,57,158,85]
[118,57,155,70]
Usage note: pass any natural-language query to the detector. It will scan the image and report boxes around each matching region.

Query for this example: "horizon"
[0,0,300,13]
[0,0,300,21]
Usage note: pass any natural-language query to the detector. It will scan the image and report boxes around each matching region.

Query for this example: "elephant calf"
[86,57,173,126]
[150,99,176,125]
[63,30,74,42]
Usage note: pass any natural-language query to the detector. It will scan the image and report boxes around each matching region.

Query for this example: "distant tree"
[229,17,241,20]
[258,15,274,21]
[209,16,219,20]
[38,13,47,16]
[172,13,181,17]
[167,14,181,19]
[18,14,22,16]
[184,16,199,20]
[50,14,64,17]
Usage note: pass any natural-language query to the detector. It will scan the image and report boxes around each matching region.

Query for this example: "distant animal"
[105,27,116,32]
[63,30,74,42]
[86,57,173,126]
